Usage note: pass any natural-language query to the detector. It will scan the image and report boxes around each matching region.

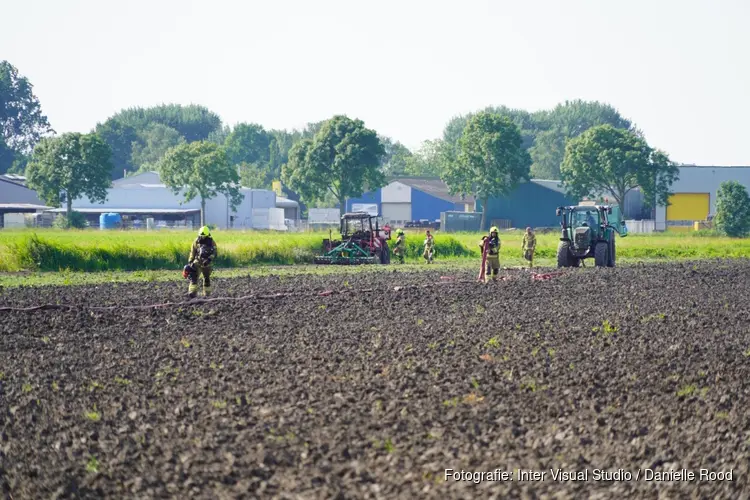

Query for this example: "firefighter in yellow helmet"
[423,229,435,263]
[392,228,406,264]
[522,226,536,268]
[184,226,217,298]
[479,226,501,281]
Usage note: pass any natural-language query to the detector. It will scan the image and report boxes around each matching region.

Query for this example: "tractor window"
[572,210,599,227]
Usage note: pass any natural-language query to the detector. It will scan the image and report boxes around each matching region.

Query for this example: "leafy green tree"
[560,125,679,213]
[403,140,447,177]
[237,162,271,189]
[130,123,185,171]
[281,115,386,216]
[0,61,54,174]
[94,119,139,178]
[158,141,242,226]
[94,104,223,179]
[26,133,113,226]
[442,111,532,230]
[224,123,271,166]
[529,100,632,179]
[714,181,750,237]
[437,101,632,181]
[111,104,221,142]
[379,136,413,176]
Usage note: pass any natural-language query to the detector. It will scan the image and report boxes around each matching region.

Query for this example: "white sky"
[2,0,748,165]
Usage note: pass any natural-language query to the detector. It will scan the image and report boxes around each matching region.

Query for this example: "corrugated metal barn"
[0,176,50,228]
[655,166,750,231]
[477,180,579,230]
[345,178,474,225]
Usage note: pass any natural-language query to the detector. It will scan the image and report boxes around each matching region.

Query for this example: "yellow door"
[666,193,709,232]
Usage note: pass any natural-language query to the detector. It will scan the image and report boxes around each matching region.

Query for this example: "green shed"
[476,180,578,231]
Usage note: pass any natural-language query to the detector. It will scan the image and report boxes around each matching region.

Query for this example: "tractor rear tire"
[608,234,616,267]
[594,242,609,267]
[557,241,571,268]
[380,243,391,264]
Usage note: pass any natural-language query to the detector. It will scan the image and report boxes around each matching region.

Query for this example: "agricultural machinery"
[314,212,392,265]
[556,202,628,268]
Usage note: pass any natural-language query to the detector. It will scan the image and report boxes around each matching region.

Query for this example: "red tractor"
[315,212,392,265]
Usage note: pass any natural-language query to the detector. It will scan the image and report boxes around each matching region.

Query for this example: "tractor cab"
[340,212,379,240]
[555,202,627,268]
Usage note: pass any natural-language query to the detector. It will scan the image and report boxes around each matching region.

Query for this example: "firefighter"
[423,230,435,263]
[522,226,536,268]
[392,228,406,264]
[479,226,501,281]
[184,225,217,298]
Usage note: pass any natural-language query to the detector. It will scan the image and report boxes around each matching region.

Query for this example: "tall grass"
[2,228,749,272]
[0,229,471,272]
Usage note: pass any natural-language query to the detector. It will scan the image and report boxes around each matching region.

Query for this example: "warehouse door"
[666,193,709,232]
[382,202,411,223]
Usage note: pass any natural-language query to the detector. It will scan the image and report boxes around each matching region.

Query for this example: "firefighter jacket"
[522,233,536,251]
[189,236,217,266]
[480,236,501,257]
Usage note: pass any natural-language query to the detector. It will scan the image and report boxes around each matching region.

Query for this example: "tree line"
[0,59,714,233]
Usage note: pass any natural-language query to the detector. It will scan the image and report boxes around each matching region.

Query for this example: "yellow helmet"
[490,226,499,234]
[199,226,211,237]
[396,229,404,235]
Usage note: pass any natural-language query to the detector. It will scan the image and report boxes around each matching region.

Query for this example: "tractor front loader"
[555,202,628,268]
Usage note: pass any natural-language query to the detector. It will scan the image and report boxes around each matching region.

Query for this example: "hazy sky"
[3,0,749,165]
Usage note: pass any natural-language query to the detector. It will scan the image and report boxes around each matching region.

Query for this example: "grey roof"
[388,177,475,204]
[529,179,568,194]
[0,203,52,211]
[47,207,200,214]
[276,197,299,208]
[0,174,27,186]
[677,165,750,168]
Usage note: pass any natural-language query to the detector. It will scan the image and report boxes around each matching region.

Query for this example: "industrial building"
[52,171,299,230]
[0,175,50,228]
[655,166,750,231]
[477,180,578,230]
[345,177,474,225]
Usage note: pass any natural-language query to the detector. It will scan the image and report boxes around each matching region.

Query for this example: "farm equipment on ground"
[556,202,628,268]
[314,212,392,265]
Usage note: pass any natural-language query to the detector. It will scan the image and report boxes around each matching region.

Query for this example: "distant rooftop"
[0,174,28,186]
[388,177,476,204]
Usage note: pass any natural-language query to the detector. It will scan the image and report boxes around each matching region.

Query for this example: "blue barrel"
[99,212,122,230]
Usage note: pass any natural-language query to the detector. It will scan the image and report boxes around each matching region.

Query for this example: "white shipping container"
[3,213,26,228]
[308,208,341,223]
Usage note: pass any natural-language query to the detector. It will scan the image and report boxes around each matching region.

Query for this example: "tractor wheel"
[571,258,581,268]
[556,241,571,268]
[380,243,391,264]
[594,242,609,267]
[608,234,616,267]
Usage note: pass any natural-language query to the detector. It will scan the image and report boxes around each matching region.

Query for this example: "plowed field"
[1,260,748,498]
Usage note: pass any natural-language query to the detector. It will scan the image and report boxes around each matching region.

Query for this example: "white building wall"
[381,181,411,203]
[71,185,279,229]
[655,167,750,230]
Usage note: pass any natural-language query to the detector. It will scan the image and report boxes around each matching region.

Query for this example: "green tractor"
[555,202,628,268]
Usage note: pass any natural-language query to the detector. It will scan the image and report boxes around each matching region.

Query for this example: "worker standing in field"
[522,226,536,268]
[392,228,406,264]
[184,226,217,298]
[479,226,501,282]
[423,230,435,263]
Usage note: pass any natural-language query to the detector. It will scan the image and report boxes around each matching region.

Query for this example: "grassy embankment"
[0,228,748,287]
